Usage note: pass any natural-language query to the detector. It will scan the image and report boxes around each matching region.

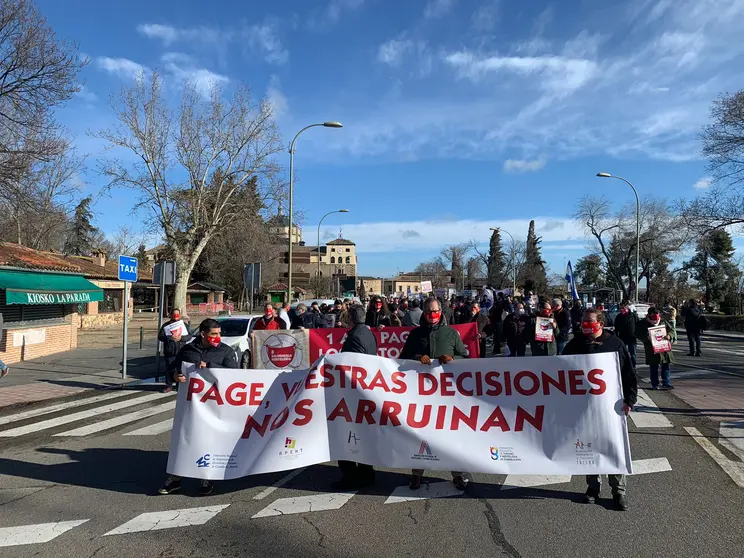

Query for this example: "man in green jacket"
[635,307,674,390]
[400,298,469,491]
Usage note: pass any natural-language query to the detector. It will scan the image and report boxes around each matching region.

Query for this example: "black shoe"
[330,477,359,491]
[158,476,182,495]
[662,384,674,390]
[695,352,702,357]
[453,475,468,491]
[199,480,214,496]
[687,353,695,357]
[614,493,628,511]
[357,473,376,488]
[583,488,599,504]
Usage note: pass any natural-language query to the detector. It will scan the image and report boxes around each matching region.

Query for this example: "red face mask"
[540,309,551,317]
[375,302,383,310]
[581,321,602,336]
[425,311,442,324]
[620,308,629,315]
[206,335,221,348]
[172,313,181,321]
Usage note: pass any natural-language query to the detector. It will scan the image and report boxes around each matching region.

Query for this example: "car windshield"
[218,319,250,337]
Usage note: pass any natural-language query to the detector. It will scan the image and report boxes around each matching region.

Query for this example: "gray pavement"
[0,377,743,557]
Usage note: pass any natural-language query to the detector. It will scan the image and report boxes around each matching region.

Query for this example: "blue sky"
[40,0,744,277]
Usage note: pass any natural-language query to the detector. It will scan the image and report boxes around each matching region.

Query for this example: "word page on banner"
[252,330,311,369]
[166,353,632,480]
[309,323,481,362]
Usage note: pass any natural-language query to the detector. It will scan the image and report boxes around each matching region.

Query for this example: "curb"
[679,328,744,341]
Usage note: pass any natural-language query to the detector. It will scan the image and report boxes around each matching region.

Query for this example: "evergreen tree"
[487,228,507,287]
[574,254,604,288]
[65,196,97,256]
[685,229,738,308]
[519,220,547,293]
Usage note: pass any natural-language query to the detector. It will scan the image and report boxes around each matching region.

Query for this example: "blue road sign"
[118,255,138,282]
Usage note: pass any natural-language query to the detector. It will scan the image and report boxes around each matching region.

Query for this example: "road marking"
[685,426,744,488]
[124,417,173,436]
[54,400,177,436]
[104,505,229,536]
[629,389,673,428]
[253,467,307,500]
[0,520,89,547]
[630,457,672,475]
[719,421,744,462]
[0,392,175,437]
[384,481,464,503]
[0,391,133,426]
[500,475,572,491]
[252,492,356,518]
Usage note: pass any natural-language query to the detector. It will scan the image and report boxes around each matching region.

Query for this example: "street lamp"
[490,227,517,295]
[317,209,350,292]
[287,122,343,302]
[597,172,641,304]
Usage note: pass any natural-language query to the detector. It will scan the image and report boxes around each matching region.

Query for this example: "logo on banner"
[195,453,238,469]
[489,446,520,461]
[575,438,596,466]
[285,437,296,449]
[348,431,360,444]
[261,333,304,368]
[490,447,500,460]
[196,454,211,467]
[348,431,361,455]
[279,437,303,459]
[412,440,439,462]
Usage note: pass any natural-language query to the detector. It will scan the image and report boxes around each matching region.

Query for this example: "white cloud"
[424,0,457,19]
[96,57,150,80]
[266,75,288,119]
[472,0,500,31]
[73,85,98,103]
[318,217,584,254]
[160,53,229,97]
[378,39,412,67]
[326,0,364,22]
[443,51,597,93]
[503,157,547,173]
[137,23,179,45]
[693,177,713,190]
[245,22,288,65]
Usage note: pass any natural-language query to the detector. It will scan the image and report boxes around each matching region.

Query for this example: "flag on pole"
[565,261,580,300]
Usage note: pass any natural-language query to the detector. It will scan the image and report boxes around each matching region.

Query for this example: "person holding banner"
[635,307,675,390]
[562,307,637,511]
[159,318,239,497]
[158,308,190,393]
[530,302,558,356]
[400,298,470,491]
[334,305,379,489]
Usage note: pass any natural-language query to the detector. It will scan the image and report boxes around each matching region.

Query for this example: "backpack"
[698,314,708,331]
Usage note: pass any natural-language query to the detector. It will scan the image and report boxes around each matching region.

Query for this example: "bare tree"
[441,243,470,289]
[95,73,283,313]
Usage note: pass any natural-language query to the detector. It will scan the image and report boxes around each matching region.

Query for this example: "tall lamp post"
[287,121,343,302]
[317,209,350,294]
[490,227,517,295]
[597,173,641,304]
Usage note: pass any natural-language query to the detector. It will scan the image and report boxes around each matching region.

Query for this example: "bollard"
[139,326,144,350]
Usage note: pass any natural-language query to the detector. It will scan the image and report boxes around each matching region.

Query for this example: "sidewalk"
[0,334,163,410]
[678,327,744,340]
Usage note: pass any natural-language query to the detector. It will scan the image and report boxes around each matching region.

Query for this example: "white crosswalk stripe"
[54,400,176,436]
[629,389,673,428]
[104,505,229,536]
[0,520,89,547]
[0,391,175,437]
[124,417,173,436]
[0,391,133,425]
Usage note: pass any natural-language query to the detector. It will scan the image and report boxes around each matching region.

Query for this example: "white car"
[215,314,262,368]
[607,303,651,325]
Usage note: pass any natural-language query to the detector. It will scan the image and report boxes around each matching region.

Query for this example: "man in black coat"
[334,305,379,489]
[682,299,703,356]
[158,318,239,497]
[158,308,190,393]
[613,300,638,367]
[552,299,572,355]
[562,308,638,512]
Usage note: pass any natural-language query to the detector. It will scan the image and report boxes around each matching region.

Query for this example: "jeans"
[586,474,626,495]
[687,331,702,355]
[649,363,672,388]
[625,342,637,368]
[557,339,569,355]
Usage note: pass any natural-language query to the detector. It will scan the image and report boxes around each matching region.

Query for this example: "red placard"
[308,323,481,362]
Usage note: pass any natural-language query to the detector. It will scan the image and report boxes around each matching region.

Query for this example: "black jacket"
[683,306,702,333]
[158,320,190,358]
[613,311,637,343]
[341,324,378,356]
[470,312,490,338]
[400,321,468,360]
[562,331,638,406]
[366,310,391,328]
[169,340,239,375]
[291,312,322,329]
[554,308,571,342]
[503,313,531,345]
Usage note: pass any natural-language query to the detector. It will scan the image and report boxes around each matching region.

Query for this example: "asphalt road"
[1,356,743,557]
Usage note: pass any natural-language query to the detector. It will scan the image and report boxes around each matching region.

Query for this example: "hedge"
[678,314,744,332]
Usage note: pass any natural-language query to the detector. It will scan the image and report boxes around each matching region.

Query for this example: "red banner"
[308,323,481,362]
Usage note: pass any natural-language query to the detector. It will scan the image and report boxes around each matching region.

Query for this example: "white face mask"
[517,308,526,315]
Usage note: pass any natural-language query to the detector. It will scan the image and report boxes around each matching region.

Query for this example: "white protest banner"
[251,330,310,369]
[649,326,671,354]
[420,280,433,293]
[534,317,554,343]
[166,353,632,479]
[163,320,186,337]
